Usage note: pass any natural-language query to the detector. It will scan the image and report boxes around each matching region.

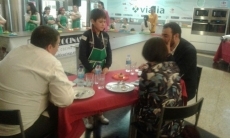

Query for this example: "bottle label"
[126,60,131,64]
[95,69,102,75]
[78,73,84,79]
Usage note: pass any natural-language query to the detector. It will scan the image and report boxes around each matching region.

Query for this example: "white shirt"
[120,23,129,31]
[0,44,74,136]
[141,21,151,33]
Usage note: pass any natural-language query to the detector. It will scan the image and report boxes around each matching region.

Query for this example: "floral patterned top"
[135,61,183,137]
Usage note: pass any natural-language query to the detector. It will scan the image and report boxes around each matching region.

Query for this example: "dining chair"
[0,110,25,138]
[196,66,203,102]
[130,98,204,138]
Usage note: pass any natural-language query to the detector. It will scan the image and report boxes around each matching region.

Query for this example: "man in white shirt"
[0,26,75,138]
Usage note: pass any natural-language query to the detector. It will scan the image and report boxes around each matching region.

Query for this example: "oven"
[212,10,227,18]
[192,19,209,32]
[209,20,226,33]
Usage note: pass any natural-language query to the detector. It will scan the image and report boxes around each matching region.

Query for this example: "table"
[213,41,230,64]
[58,70,139,138]
[58,70,188,138]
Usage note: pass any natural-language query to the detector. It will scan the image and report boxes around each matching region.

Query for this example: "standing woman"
[98,1,110,31]
[141,15,151,33]
[25,2,40,31]
[57,7,68,29]
[0,14,6,34]
[43,6,56,29]
[148,6,158,33]
[70,5,81,29]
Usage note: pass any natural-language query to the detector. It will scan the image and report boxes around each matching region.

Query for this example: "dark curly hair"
[142,37,168,62]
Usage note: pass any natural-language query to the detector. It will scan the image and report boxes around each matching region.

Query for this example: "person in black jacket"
[162,22,197,101]
[78,8,112,130]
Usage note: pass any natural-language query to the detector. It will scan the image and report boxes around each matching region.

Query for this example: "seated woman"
[135,37,183,137]
[119,18,129,32]
[141,15,151,34]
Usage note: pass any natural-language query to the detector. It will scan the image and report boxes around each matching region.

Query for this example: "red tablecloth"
[214,41,230,63]
[58,70,188,138]
[58,70,139,138]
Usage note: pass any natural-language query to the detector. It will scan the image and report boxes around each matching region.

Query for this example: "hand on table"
[102,68,109,74]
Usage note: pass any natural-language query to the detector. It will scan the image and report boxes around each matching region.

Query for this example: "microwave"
[194,9,209,16]
[212,10,227,17]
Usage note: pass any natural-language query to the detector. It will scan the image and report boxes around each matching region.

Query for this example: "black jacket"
[78,29,112,72]
[168,38,197,100]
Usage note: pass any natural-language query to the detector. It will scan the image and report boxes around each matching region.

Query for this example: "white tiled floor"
[58,53,230,138]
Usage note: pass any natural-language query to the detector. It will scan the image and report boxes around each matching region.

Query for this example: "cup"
[130,62,136,75]
[97,74,105,89]
[85,73,94,88]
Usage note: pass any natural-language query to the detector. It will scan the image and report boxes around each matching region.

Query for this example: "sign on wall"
[55,34,82,58]
[106,0,230,22]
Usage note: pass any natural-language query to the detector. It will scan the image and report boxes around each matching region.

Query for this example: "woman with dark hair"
[70,5,81,29]
[79,8,112,129]
[43,6,56,29]
[98,1,110,31]
[57,7,68,29]
[148,6,158,33]
[141,15,151,33]
[25,2,40,31]
[135,37,183,137]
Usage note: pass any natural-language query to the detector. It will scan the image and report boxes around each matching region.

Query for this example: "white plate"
[105,82,135,93]
[74,87,95,99]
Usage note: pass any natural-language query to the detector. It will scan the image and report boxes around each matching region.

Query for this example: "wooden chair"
[130,98,204,138]
[0,110,25,138]
[196,66,203,102]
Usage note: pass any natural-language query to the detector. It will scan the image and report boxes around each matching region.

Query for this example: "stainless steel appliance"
[192,8,230,36]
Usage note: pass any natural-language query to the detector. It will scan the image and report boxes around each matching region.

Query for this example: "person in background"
[148,6,158,33]
[135,37,183,137]
[141,15,151,34]
[0,14,6,34]
[79,9,112,129]
[120,18,129,32]
[162,22,197,101]
[70,5,81,29]
[0,26,74,138]
[43,6,56,29]
[57,7,68,29]
[98,1,110,31]
[25,2,40,31]
[109,17,116,30]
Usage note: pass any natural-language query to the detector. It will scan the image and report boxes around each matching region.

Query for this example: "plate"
[112,73,129,81]
[73,87,95,99]
[106,82,135,93]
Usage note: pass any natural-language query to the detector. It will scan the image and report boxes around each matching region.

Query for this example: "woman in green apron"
[25,2,40,31]
[57,7,68,29]
[0,15,6,34]
[78,9,112,129]
[70,5,81,29]
[43,6,56,29]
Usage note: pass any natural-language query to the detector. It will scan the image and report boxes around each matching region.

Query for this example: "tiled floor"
[58,53,230,138]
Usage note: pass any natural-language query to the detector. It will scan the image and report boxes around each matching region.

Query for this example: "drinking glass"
[85,73,94,88]
[130,62,137,75]
[97,74,105,89]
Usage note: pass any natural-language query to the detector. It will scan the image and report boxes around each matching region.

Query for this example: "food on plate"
[118,73,124,78]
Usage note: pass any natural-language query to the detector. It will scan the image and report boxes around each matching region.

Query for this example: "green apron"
[86,32,107,73]
[0,26,3,34]
[59,15,67,28]
[47,16,55,29]
[72,18,80,29]
[25,15,37,31]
